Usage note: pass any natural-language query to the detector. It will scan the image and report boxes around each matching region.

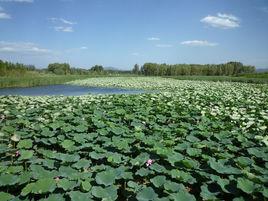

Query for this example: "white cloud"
[0,41,51,54]
[49,17,76,32]
[0,12,11,19]
[80,46,88,50]
[155,44,173,48]
[65,46,89,53]
[131,52,139,56]
[181,40,218,47]
[201,13,240,29]
[49,17,76,25]
[0,0,33,2]
[147,37,160,41]
[54,26,73,32]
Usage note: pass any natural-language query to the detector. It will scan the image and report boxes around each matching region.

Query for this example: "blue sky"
[0,0,268,69]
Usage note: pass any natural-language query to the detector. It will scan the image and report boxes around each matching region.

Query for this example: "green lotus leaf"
[68,191,93,201]
[57,178,77,191]
[136,168,151,177]
[237,178,255,194]
[61,139,75,150]
[17,139,33,149]
[170,169,196,184]
[18,172,32,185]
[170,190,196,201]
[167,152,184,166]
[150,175,166,188]
[200,184,220,200]
[6,166,23,174]
[72,159,91,169]
[136,187,158,201]
[39,194,65,201]
[95,170,117,186]
[21,183,35,196]
[32,178,56,194]
[81,179,92,191]
[76,124,88,132]
[208,159,240,174]
[164,181,185,193]
[19,150,34,160]
[107,153,122,164]
[186,148,201,157]
[127,181,142,192]
[91,185,118,200]
[0,174,19,186]
[263,188,268,198]
[0,192,14,201]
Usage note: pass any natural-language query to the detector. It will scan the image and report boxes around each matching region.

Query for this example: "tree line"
[0,60,108,76]
[0,60,35,76]
[133,62,255,76]
[0,59,256,77]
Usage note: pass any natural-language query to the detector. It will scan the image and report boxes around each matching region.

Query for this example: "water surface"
[0,85,145,96]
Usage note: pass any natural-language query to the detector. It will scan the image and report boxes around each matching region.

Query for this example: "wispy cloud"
[80,46,88,50]
[54,26,73,32]
[0,0,33,2]
[131,52,140,56]
[201,13,240,29]
[0,6,11,19]
[0,41,51,54]
[65,46,88,53]
[0,12,11,19]
[49,17,76,32]
[49,17,76,25]
[147,37,160,41]
[181,40,218,47]
[155,44,173,48]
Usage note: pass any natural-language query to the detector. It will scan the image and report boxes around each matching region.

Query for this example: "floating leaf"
[95,170,116,186]
[57,178,77,191]
[39,194,65,201]
[19,150,34,160]
[61,140,75,150]
[0,192,14,201]
[237,178,255,194]
[91,185,118,200]
[0,174,19,186]
[32,178,56,194]
[81,180,92,191]
[68,191,93,201]
[17,139,33,149]
[150,176,166,188]
[170,190,196,201]
[136,187,158,201]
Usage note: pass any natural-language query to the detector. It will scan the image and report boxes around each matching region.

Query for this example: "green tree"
[132,64,140,74]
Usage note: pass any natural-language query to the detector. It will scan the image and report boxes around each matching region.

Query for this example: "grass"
[0,72,91,88]
[1,72,268,89]
[164,75,268,84]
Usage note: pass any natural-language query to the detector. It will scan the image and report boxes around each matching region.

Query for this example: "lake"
[0,85,145,96]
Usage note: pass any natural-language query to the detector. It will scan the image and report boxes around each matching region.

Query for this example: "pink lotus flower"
[146,159,154,167]
[15,151,20,157]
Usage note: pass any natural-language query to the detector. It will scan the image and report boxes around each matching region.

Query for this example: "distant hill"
[104,67,121,71]
[256,68,268,73]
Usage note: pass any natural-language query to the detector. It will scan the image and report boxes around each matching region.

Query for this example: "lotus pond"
[0,77,268,201]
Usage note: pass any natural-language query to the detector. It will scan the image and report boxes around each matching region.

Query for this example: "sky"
[0,0,268,69]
